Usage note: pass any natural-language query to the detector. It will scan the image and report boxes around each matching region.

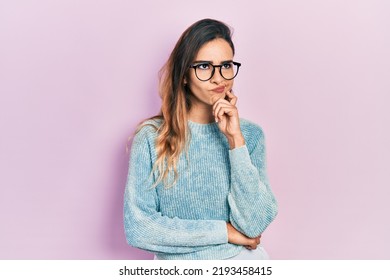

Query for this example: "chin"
[210,92,225,103]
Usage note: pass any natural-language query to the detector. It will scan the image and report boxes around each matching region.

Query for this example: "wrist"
[228,134,245,149]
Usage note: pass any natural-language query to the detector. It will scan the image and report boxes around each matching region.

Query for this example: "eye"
[195,63,210,70]
[222,62,233,69]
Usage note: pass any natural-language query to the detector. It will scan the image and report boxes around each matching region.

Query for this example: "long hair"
[134,18,235,188]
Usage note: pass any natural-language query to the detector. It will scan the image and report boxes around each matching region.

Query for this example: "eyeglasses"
[189,61,241,81]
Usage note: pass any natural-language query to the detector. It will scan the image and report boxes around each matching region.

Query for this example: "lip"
[211,86,225,93]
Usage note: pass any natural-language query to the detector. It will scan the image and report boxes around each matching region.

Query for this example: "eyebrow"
[192,59,233,65]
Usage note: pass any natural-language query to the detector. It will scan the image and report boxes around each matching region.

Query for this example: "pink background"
[1,0,389,259]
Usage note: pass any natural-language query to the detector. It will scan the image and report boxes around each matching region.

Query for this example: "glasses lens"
[194,63,213,81]
[221,62,239,80]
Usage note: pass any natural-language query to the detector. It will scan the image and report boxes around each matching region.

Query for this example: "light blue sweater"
[124,118,278,260]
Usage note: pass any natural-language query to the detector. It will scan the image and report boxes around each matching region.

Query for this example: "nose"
[210,67,224,84]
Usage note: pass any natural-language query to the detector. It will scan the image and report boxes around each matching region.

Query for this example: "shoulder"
[131,118,162,148]
[135,118,162,138]
[239,118,266,152]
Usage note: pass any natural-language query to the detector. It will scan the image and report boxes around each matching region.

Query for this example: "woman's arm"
[212,91,278,238]
[226,223,260,250]
[227,126,278,238]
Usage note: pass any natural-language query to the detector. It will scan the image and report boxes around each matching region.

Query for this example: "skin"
[186,38,261,250]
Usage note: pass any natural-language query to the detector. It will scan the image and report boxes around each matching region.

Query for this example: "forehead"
[195,38,234,62]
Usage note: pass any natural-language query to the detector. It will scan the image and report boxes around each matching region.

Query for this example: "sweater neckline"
[188,120,219,134]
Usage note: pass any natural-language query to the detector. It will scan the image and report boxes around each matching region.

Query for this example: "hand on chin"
[210,92,226,105]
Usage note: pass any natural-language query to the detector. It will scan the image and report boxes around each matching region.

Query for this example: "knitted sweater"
[124,118,278,260]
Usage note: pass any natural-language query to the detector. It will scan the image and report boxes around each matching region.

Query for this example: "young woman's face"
[187,38,234,107]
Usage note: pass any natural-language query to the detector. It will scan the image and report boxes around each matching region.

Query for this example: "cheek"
[225,81,234,92]
[189,78,206,92]
[188,71,198,85]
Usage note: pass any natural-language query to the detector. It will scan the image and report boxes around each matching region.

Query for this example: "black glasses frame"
[189,61,241,81]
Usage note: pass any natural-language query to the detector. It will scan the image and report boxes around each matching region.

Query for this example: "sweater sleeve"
[124,127,228,254]
[227,127,278,238]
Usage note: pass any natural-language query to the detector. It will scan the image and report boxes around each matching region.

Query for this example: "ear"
[183,77,187,85]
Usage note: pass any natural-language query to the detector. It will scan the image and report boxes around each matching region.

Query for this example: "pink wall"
[1,0,389,259]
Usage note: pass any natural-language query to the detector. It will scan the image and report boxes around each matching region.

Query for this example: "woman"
[124,18,277,260]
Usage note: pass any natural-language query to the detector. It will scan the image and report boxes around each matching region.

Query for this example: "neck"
[188,105,214,124]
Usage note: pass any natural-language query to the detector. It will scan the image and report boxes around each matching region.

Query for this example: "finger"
[212,97,231,114]
[215,105,234,122]
[213,99,235,115]
[211,94,221,105]
[213,101,235,121]
[211,92,231,105]
[226,90,238,106]
[212,99,229,121]
[244,239,258,250]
